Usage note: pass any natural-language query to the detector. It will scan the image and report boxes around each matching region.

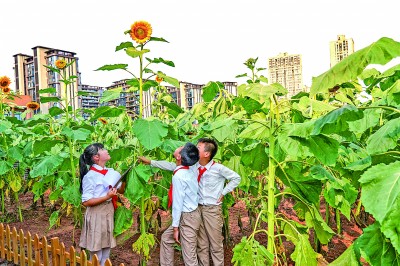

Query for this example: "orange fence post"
[26,231,33,266]
[42,236,49,265]
[59,242,66,266]
[51,237,60,265]
[18,229,26,266]
[81,249,89,266]
[6,225,11,261]
[12,227,18,264]
[33,234,41,266]
[0,223,5,259]
[69,246,76,266]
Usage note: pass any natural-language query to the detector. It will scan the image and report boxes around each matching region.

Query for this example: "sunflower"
[130,21,152,44]
[98,117,107,124]
[55,59,67,69]
[155,75,163,83]
[26,101,40,110]
[0,76,11,89]
[2,87,11,94]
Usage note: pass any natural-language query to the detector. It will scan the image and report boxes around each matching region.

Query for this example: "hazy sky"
[1,0,399,90]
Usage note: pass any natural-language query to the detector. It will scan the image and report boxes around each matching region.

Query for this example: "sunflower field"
[1,21,400,266]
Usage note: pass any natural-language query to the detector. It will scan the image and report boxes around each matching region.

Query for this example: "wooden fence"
[0,223,125,266]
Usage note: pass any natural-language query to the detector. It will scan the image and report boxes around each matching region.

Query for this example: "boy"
[139,138,241,266]
[159,142,200,266]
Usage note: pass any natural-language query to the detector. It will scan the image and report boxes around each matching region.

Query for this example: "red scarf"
[90,166,118,210]
[168,166,190,208]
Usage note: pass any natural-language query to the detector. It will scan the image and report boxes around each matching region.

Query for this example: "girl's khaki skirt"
[80,201,116,251]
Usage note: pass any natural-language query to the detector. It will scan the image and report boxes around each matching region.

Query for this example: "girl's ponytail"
[79,143,104,193]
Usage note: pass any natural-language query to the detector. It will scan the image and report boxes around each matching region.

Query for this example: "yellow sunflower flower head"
[26,101,40,110]
[98,117,107,125]
[2,87,11,94]
[55,59,67,69]
[0,76,11,89]
[155,75,163,84]
[130,21,152,44]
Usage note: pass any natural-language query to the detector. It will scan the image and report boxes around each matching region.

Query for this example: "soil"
[0,192,372,266]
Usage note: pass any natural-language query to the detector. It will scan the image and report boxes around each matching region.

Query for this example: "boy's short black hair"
[180,142,199,166]
[197,138,218,160]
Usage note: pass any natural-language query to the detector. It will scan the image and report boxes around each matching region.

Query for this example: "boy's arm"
[138,156,176,171]
[171,176,185,228]
[220,165,241,196]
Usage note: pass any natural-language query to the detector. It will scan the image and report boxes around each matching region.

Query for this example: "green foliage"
[232,237,274,266]
[132,232,155,261]
[132,119,168,150]
[311,37,400,96]
[114,206,133,236]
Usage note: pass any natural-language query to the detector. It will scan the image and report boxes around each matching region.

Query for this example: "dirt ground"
[0,192,371,265]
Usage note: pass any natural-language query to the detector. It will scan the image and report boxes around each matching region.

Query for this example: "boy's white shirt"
[150,159,241,206]
[171,166,198,227]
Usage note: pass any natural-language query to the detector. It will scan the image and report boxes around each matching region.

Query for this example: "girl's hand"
[107,187,117,199]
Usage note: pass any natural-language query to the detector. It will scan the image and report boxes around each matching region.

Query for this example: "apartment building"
[268,52,303,98]
[105,80,238,117]
[330,35,354,67]
[13,46,80,113]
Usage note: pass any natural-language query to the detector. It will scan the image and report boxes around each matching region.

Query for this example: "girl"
[79,143,125,266]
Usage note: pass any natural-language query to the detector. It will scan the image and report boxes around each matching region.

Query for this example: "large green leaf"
[132,119,168,150]
[48,106,64,117]
[290,234,318,266]
[324,178,358,220]
[312,105,363,135]
[329,244,360,266]
[114,206,133,236]
[90,106,125,121]
[381,196,400,253]
[30,155,64,178]
[0,161,13,175]
[238,83,283,104]
[109,147,133,164]
[311,37,400,96]
[61,127,91,141]
[33,138,61,156]
[134,164,153,183]
[100,87,123,103]
[202,81,223,102]
[61,182,81,207]
[359,161,400,223]
[301,135,339,166]
[348,108,381,137]
[7,146,23,162]
[124,168,151,205]
[238,120,270,140]
[355,222,400,266]
[241,143,268,172]
[366,117,400,154]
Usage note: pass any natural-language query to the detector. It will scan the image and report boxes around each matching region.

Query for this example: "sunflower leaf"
[149,37,169,43]
[40,96,61,103]
[116,41,134,51]
[126,47,150,58]
[96,64,128,71]
[39,87,57,94]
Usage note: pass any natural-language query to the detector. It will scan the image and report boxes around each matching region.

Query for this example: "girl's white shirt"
[81,164,121,202]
